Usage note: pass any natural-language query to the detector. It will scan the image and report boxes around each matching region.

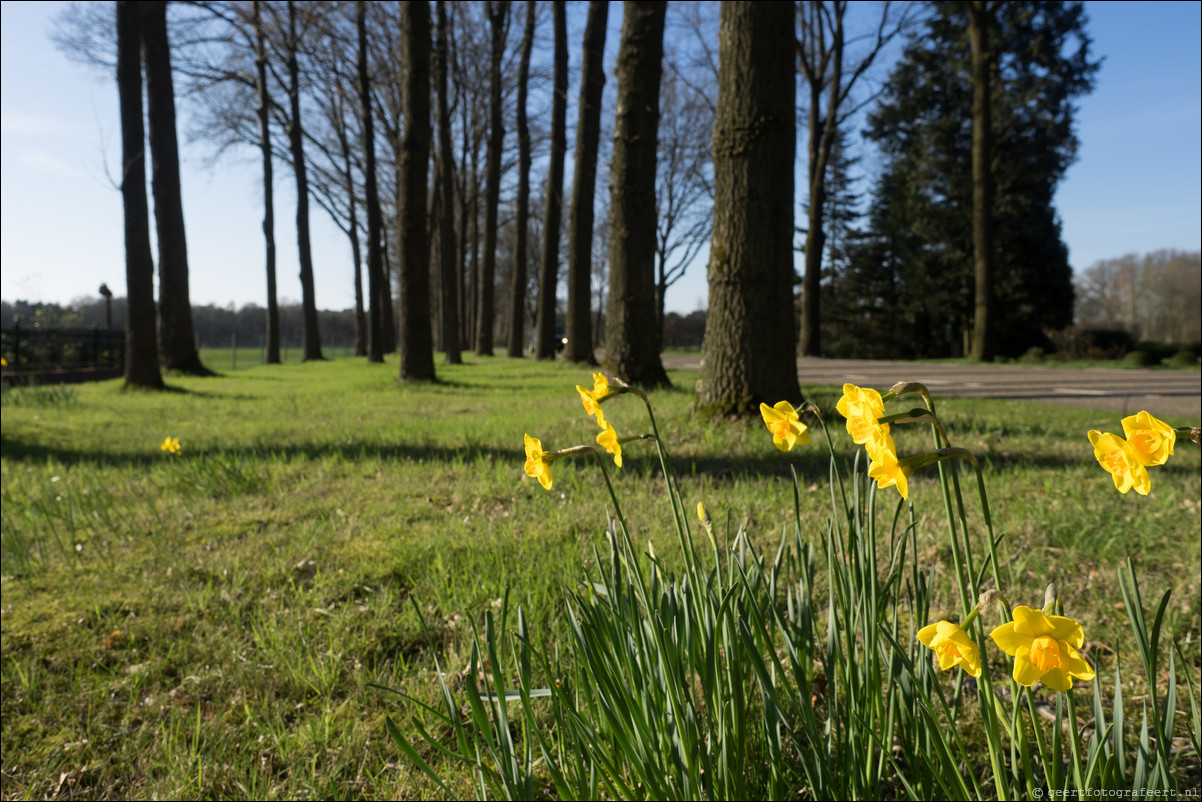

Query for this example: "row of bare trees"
[76,1,925,415]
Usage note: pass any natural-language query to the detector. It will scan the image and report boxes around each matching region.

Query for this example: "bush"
[1120,350,1159,368]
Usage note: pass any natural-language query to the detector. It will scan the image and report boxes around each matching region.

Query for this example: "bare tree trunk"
[287,0,323,361]
[381,238,396,353]
[357,1,386,363]
[506,0,535,358]
[117,1,163,389]
[697,1,799,415]
[564,0,608,364]
[437,0,462,363]
[604,1,669,388]
[140,1,211,376]
[535,0,568,360]
[477,0,510,356]
[350,190,366,356]
[253,0,280,365]
[398,0,435,380]
[968,0,995,362]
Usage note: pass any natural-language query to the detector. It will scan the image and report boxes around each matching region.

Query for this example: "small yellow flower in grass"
[866,437,909,499]
[596,421,623,467]
[523,434,554,490]
[759,401,810,452]
[1087,430,1150,495]
[837,383,889,445]
[917,620,981,677]
[990,606,1095,692]
[1121,411,1175,466]
[160,436,181,455]
[0,357,7,367]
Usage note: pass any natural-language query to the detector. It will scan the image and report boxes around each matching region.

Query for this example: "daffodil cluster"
[917,596,1095,693]
[1087,411,1177,495]
[160,436,181,455]
[838,384,909,499]
[524,373,628,491]
[577,372,623,467]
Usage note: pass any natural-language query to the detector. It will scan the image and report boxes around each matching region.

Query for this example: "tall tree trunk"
[697,1,799,415]
[140,1,211,376]
[564,0,608,364]
[287,0,323,361]
[357,1,385,363]
[253,0,280,365]
[381,238,397,353]
[535,0,568,360]
[349,190,366,356]
[604,1,669,387]
[477,0,510,356]
[117,1,163,390]
[468,156,480,350]
[436,0,462,363]
[968,0,995,362]
[398,0,435,380]
[506,1,535,357]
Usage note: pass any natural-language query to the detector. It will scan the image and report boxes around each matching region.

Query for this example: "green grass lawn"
[2,355,1198,799]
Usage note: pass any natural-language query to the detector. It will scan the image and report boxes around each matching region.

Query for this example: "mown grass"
[1,355,1198,799]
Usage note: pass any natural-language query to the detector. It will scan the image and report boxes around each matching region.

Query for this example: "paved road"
[658,354,1201,419]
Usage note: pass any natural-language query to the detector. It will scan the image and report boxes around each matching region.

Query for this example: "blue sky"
[1,0,1199,316]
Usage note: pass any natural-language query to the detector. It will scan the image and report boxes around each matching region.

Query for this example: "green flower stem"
[917,395,972,617]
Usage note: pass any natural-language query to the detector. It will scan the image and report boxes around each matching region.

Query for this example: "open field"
[2,357,1199,799]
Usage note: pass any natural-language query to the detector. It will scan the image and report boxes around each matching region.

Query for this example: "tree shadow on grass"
[4,431,1195,484]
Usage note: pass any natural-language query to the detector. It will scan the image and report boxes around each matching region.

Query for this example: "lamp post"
[98,283,113,330]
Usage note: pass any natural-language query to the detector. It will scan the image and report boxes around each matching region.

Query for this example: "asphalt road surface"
[657,354,1201,420]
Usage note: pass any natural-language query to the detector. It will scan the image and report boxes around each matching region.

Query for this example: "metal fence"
[0,325,125,372]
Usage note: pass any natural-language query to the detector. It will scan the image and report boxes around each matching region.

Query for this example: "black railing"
[0,325,125,372]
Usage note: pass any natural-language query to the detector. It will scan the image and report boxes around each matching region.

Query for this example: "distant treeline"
[1,298,710,352]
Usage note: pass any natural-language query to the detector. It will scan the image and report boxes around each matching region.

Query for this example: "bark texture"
[534,0,568,360]
[253,0,280,364]
[968,1,995,362]
[140,1,210,375]
[358,1,386,362]
[117,1,163,389]
[436,0,462,363]
[506,0,535,358]
[604,1,670,388]
[287,0,323,361]
[476,0,510,356]
[397,0,435,380]
[697,1,800,415]
[564,0,608,364]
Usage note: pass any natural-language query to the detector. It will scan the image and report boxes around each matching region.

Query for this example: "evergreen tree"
[863,1,1099,358]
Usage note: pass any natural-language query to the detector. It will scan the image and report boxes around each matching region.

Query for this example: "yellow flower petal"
[597,422,623,468]
[989,621,1026,656]
[918,620,981,677]
[1062,643,1095,682]
[1012,644,1045,687]
[760,401,810,452]
[1121,411,1176,466]
[1046,615,1085,649]
[592,372,610,398]
[1087,430,1151,495]
[867,449,909,500]
[524,434,553,490]
[1039,667,1075,692]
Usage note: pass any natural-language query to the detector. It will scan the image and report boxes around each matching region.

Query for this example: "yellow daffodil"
[917,620,981,677]
[759,401,810,452]
[990,606,1095,691]
[160,436,181,455]
[1121,411,1175,466]
[591,372,610,397]
[0,357,7,367]
[596,421,623,467]
[576,384,607,427]
[523,434,553,490]
[837,383,890,445]
[866,438,909,499]
[1087,430,1151,495]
